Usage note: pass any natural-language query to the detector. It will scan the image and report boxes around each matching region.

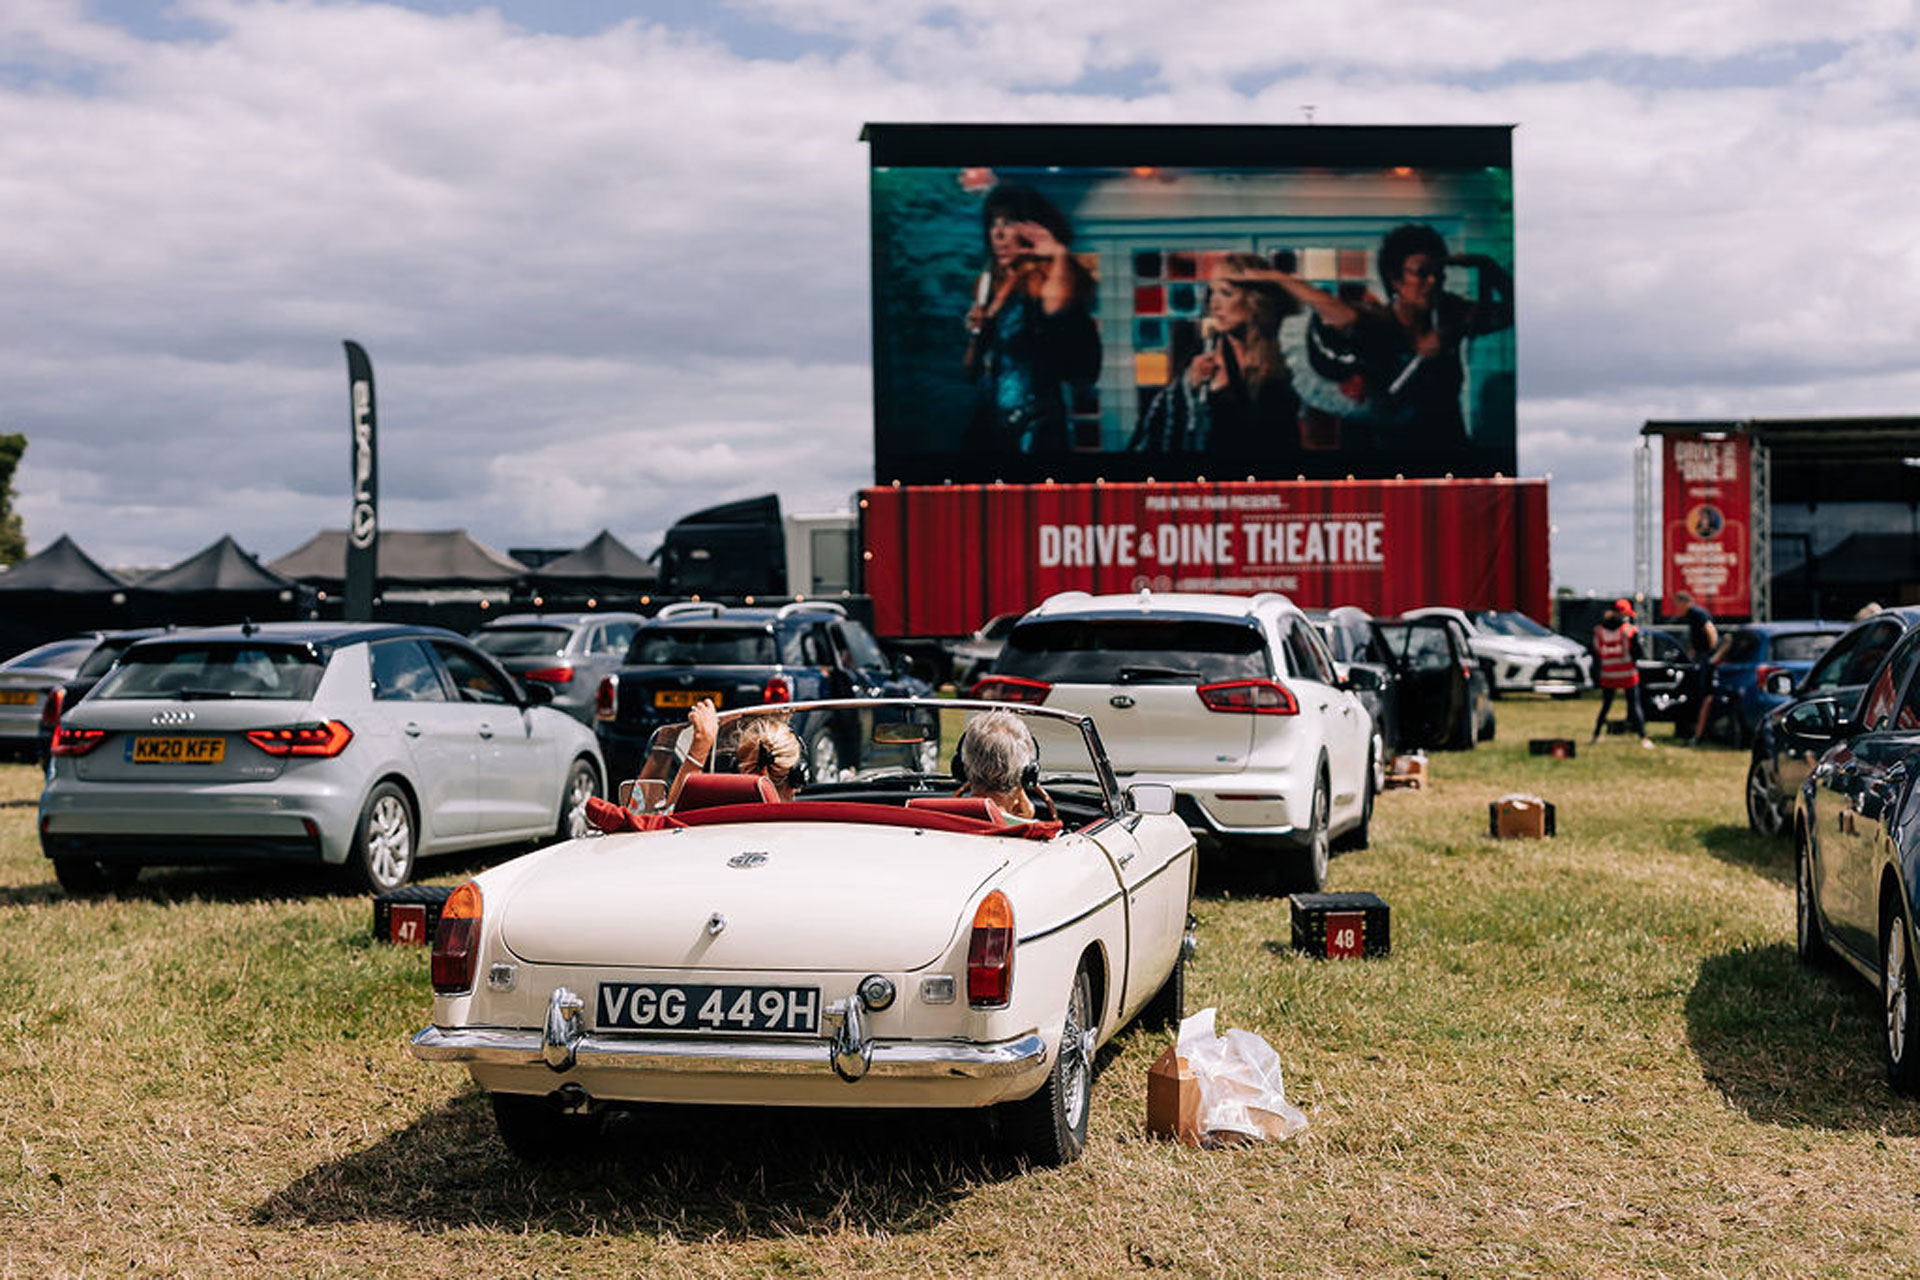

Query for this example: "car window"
[1894,657,1920,731]
[1376,621,1465,673]
[93,643,325,701]
[370,639,449,702]
[1283,620,1335,684]
[601,621,638,655]
[75,639,137,681]
[432,642,514,704]
[1722,631,1763,664]
[1770,631,1840,664]
[629,627,778,666]
[1804,620,1895,692]
[1859,632,1920,731]
[842,622,890,673]
[827,624,857,668]
[1640,629,1686,662]
[1,638,96,673]
[983,614,1019,641]
[471,626,569,659]
[1839,622,1903,686]
[997,618,1272,684]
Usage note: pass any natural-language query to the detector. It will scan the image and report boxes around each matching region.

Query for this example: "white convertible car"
[411,699,1198,1166]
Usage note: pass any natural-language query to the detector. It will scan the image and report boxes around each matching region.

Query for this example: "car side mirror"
[1763,670,1796,696]
[1126,782,1176,816]
[1783,696,1844,745]
[521,682,555,707]
[1342,666,1384,693]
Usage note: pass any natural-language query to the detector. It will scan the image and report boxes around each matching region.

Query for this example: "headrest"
[676,772,780,812]
[904,796,1008,825]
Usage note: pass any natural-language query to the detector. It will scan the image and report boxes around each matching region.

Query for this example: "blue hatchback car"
[1708,620,1848,745]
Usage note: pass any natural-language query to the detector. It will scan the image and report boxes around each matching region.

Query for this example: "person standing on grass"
[1591,600,1653,748]
[1674,589,1720,744]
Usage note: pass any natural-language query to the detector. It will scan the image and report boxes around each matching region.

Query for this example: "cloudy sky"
[5,0,1919,595]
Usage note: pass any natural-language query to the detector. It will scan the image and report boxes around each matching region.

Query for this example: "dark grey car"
[470,612,643,726]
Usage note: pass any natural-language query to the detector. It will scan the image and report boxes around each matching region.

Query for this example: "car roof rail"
[655,601,727,620]
[775,599,847,620]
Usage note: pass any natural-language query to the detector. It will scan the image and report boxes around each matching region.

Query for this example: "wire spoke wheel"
[560,760,597,841]
[1888,921,1913,1082]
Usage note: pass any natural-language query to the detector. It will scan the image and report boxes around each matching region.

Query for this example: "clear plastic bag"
[1175,1007,1309,1144]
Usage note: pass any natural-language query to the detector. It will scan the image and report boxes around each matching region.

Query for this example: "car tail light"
[50,725,106,756]
[971,675,1052,705]
[523,664,575,684]
[39,687,64,730]
[1196,679,1300,715]
[762,674,792,704]
[966,890,1015,1007]
[431,881,483,994]
[595,674,618,721]
[246,721,353,757]
[1756,665,1785,690]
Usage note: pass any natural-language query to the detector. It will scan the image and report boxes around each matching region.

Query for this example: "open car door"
[1372,619,1471,751]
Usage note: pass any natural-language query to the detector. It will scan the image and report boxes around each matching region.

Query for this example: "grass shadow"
[1685,941,1920,1132]
[1696,822,1793,886]
[256,1090,1030,1239]
[0,840,550,909]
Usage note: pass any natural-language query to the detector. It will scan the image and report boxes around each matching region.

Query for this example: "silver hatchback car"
[39,622,604,896]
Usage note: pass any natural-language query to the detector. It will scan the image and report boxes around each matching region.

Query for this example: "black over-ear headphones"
[952,721,1040,789]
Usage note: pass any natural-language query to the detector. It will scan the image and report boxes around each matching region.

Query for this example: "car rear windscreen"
[94,644,326,701]
[628,628,778,666]
[1772,632,1841,664]
[996,619,1270,684]
[472,626,570,658]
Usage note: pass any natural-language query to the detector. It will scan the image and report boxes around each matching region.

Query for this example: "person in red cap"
[1591,602,1652,747]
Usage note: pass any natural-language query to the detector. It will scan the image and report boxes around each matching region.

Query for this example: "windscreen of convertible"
[996,619,1271,684]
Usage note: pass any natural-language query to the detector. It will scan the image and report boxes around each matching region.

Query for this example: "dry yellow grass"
[3,702,1917,1277]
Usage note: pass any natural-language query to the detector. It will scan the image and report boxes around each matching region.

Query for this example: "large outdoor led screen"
[865,125,1517,485]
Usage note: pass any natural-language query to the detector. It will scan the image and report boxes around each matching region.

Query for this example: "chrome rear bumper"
[411,1024,1045,1079]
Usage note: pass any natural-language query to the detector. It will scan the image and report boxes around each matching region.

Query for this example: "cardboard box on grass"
[1489,793,1556,839]
[1145,1046,1202,1146]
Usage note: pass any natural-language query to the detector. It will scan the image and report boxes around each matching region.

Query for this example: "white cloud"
[3,0,1916,606]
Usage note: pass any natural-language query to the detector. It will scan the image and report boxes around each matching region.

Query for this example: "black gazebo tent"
[527,530,658,606]
[0,535,134,656]
[131,535,312,627]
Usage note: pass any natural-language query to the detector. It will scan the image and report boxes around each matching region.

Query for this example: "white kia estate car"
[975,591,1374,891]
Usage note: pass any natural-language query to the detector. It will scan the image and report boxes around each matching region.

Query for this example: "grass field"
[4,700,1918,1277]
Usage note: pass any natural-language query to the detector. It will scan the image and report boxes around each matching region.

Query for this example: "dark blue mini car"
[1707,620,1847,745]
[592,602,931,785]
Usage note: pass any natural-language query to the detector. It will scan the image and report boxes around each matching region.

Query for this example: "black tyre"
[491,1091,600,1161]
[1884,904,1920,1094]
[556,757,600,842]
[51,856,139,897]
[1137,947,1185,1034]
[1280,772,1331,893]
[1795,830,1833,969]
[1008,962,1096,1166]
[1746,756,1787,837]
[1478,705,1497,743]
[347,781,415,893]
[1337,746,1375,852]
